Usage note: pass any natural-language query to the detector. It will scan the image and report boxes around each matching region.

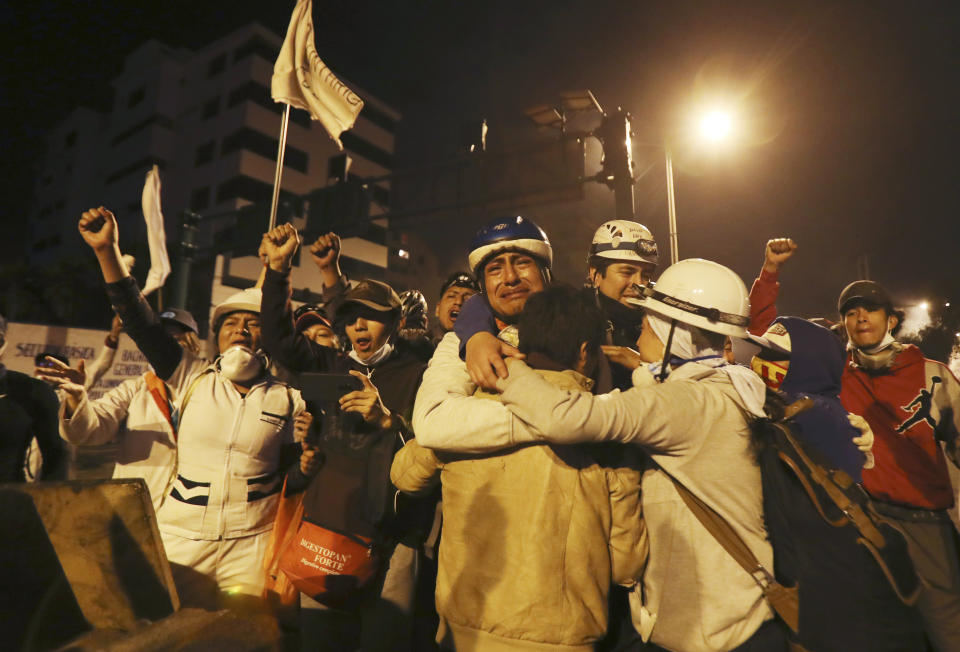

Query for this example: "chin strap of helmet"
[657,319,678,383]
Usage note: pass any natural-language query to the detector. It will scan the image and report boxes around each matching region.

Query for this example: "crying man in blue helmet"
[412,215,553,452]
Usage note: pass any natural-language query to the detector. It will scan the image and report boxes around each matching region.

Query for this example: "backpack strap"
[667,474,800,634]
[771,420,922,606]
[157,368,214,508]
[772,421,886,548]
[175,368,213,426]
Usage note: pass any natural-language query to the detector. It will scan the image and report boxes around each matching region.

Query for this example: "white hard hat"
[211,287,262,334]
[589,220,659,266]
[640,258,750,338]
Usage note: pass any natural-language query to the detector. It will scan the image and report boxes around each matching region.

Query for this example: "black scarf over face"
[596,290,644,347]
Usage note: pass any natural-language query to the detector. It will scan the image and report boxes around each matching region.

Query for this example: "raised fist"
[260,223,301,272]
[78,206,118,252]
[762,238,798,273]
[309,232,341,270]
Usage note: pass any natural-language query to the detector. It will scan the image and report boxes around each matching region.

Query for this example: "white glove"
[848,413,875,470]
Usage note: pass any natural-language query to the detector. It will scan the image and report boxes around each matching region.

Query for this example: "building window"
[202,97,220,119]
[233,35,278,63]
[226,81,310,127]
[340,132,394,170]
[105,157,166,185]
[369,183,390,208]
[195,141,216,166]
[190,186,211,211]
[339,255,385,281]
[217,175,271,204]
[358,102,398,134]
[216,175,299,209]
[327,153,351,181]
[221,127,308,173]
[364,222,387,246]
[128,86,146,108]
[110,115,174,146]
[65,131,77,148]
[206,53,227,78]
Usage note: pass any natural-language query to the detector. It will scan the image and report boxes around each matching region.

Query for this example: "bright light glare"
[919,301,929,311]
[699,110,733,142]
[398,248,410,260]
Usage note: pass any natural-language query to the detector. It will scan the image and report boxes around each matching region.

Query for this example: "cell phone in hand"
[298,373,364,402]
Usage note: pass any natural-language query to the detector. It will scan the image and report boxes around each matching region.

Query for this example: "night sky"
[2,0,958,321]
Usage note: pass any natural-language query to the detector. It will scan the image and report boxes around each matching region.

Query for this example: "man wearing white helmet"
[487,259,788,651]
[77,206,317,612]
[587,219,658,309]
[587,219,659,390]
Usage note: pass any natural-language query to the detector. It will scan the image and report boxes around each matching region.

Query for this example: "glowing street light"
[919,301,930,311]
[699,110,733,142]
[665,104,739,264]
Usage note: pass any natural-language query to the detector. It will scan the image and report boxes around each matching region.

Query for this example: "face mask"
[219,345,265,383]
[751,356,788,390]
[856,330,896,355]
[348,340,394,368]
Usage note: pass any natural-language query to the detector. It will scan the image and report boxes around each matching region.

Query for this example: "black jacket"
[261,268,429,543]
[0,365,67,482]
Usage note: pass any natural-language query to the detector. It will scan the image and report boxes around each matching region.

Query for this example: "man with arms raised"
[76,207,312,611]
[748,239,960,651]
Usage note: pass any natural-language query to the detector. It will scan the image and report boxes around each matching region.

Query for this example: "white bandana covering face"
[219,345,265,383]
[847,321,901,371]
[348,340,394,368]
[849,330,896,355]
[646,313,768,418]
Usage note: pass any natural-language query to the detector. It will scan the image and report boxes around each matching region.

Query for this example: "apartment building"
[29,23,400,326]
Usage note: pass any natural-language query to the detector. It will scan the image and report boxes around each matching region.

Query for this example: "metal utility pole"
[664,145,679,265]
[857,252,870,280]
[598,107,636,220]
[172,211,200,309]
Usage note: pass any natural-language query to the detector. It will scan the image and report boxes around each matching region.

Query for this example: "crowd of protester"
[2,204,958,652]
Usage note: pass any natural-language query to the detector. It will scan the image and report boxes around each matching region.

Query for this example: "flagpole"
[268,103,292,231]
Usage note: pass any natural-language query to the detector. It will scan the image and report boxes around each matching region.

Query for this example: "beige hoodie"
[392,367,647,650]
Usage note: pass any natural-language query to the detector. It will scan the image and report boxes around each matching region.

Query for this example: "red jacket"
[841,347,960,509]
[747,269,960,510]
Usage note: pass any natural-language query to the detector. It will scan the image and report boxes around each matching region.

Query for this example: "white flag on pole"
[140,164,171,296]
[271,0,364,149]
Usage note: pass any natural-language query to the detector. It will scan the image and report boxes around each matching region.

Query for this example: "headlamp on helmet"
[589,220,659,267]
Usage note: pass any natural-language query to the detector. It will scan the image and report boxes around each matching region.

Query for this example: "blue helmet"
[468,216,553,281]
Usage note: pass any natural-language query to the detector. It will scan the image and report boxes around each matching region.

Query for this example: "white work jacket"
[157,356,304,541]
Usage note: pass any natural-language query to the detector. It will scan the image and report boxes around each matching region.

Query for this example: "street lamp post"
[664,145,679,265]
[663,106,736,266]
